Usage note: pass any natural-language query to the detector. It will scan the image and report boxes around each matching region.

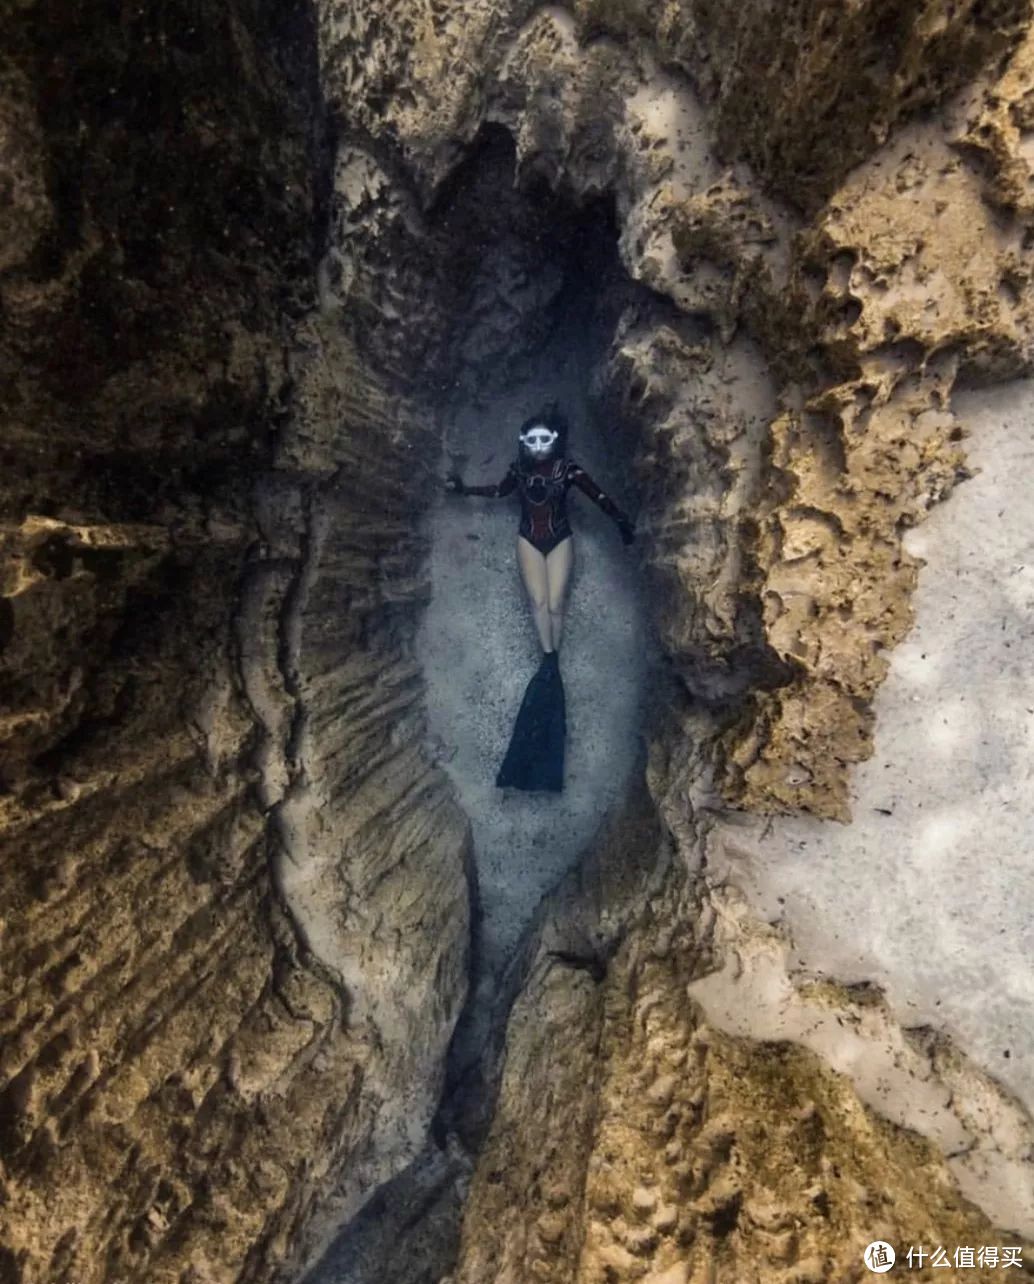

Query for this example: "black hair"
[517,403,569,466]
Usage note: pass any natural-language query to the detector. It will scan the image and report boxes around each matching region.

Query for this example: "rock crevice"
[6,1,1034,1282]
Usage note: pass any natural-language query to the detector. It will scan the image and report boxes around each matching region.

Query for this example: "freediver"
[444,405,635,791]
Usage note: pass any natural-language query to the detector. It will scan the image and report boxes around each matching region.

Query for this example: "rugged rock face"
[574,0,1033,210]
[307,1,1034,1281]
[319,0,1033,820]
[1,4,467,1282]
[5,1,1034,1283]
[449,870,1021,1284]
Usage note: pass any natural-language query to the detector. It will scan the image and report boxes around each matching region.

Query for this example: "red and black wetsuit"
[463,456,631,554]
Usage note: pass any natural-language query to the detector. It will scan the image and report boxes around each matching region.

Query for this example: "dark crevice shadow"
[303,124,664,1284]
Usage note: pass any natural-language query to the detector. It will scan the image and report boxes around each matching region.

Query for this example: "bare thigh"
[516,535,549,607]
[545,536,574,611]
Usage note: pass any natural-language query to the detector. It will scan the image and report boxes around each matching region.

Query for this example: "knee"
[548,597,565,616]
[527,588,549,612]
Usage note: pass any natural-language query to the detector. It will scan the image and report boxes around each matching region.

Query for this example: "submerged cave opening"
[415,124,660,995]
[301,122,670,1284]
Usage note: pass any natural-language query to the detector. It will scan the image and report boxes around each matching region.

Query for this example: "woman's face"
[520,424,559,459]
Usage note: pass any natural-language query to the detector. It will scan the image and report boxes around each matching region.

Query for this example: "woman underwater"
[444,406,635,792]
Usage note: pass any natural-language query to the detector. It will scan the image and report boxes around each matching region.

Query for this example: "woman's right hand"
[444,473,466,494]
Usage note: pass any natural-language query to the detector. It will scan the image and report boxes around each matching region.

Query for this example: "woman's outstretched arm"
[567,463,635,544]
[444,464,517,498]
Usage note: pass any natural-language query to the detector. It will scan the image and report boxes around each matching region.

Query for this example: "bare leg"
[517,536,552,651]
[545,536,574,649]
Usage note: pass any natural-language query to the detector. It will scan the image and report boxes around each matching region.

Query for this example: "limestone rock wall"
[6,0,1034,1280]
[0,4,468,1282]
[319,0,1034,818]
[721,28,1034,817]
[245,325,471,1277]
[440,690,1034,1284]
[449,867,1031,1284]
[304,0,1034,1277]
[571,0,1032,210]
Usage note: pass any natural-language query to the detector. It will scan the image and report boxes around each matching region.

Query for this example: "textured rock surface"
[239,326,471,1278]
[7,0,1034,1281]
[322,0,1034,819]
[305,1,1034,1279]
[573,0,1032,210]
[0,5,467,1282]
[696,378,1034,1235]
[449,868,1034,1284]
[723,55,1034,817]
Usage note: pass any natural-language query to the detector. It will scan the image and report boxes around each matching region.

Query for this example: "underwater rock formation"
[311,0,1034,1277]
[4,1,1034,1282]
[0,5,467,1282]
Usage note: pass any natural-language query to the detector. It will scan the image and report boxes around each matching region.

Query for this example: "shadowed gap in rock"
[304,124,663,1284]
